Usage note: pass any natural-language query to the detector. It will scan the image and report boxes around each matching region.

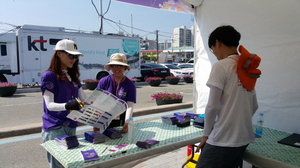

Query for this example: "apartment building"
[172,26,194,48]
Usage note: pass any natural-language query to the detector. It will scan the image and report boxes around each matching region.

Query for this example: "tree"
[141,55,150,61]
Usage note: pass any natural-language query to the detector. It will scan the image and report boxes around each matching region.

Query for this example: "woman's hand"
[65,99,87,112]
[65,99,81,110]
[75,98,87,109]
[195,136,208,153]
[121,123,128,133]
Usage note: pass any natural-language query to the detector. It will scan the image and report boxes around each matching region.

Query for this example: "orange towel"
[237,45,261,91]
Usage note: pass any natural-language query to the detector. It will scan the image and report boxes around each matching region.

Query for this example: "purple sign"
[115,0,194,14]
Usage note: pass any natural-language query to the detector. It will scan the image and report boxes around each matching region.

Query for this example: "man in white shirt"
[196,25,258,168]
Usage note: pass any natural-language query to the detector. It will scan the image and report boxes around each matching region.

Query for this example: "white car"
[177,64,194,76]
[186,58,194,64]
[160,64,193,78]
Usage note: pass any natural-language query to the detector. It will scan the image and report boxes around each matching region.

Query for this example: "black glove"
[65,99,80,110]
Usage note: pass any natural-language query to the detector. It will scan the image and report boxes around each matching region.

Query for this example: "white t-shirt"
[204,55,258,147]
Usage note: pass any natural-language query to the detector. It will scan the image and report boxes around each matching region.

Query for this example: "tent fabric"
[189,0,300,134]
[114,0,194,14]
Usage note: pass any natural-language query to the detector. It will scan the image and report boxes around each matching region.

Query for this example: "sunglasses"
[61,50,79,59]
[68,54,79,60]
[110,65,124,68]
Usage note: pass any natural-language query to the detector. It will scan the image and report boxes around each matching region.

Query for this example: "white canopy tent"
[180,0,300,134]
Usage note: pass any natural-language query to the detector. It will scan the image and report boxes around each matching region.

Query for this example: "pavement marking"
[0,108,194,145]
[0,135,41,145]
[0,126,93,145]
[0,102,42,107]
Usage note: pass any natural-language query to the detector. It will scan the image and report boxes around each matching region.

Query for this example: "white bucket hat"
[54,39,83,56]
[104,53,131,71]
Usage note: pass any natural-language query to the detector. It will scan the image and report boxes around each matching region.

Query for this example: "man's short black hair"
[208,25,241,48]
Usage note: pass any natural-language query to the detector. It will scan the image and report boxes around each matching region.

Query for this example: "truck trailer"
[0,24,141,85]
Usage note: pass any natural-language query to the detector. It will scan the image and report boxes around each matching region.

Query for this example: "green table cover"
[42,119,203,168]
[244,127,300,168]
[42,119,300,168]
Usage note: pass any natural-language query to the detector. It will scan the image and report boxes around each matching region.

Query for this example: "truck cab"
[0,33,18,82]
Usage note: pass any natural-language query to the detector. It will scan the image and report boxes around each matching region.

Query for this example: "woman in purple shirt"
[41,39,87,168]
[96,53,136,133]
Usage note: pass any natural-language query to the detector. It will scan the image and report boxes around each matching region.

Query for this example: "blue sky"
[0,0,194,41]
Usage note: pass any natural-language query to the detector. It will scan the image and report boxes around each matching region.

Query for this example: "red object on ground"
[187,145,193,156]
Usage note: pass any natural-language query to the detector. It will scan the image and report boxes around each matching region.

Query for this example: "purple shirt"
[41,71,81,131]
[97,75,136,103]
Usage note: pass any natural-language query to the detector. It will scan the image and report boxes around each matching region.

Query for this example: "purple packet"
[108,144,128,152]
[186,112,198,119]
[136,139,159,149]
[176,114,185,121]
[162,116,178,125]
[103,128,122,139]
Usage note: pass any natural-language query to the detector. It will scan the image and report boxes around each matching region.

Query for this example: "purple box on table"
[161,116,178,125]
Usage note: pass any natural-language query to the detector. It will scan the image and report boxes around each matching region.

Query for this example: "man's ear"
[215,40,221,48]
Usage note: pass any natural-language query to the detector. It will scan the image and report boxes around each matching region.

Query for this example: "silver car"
[160,64,193,79]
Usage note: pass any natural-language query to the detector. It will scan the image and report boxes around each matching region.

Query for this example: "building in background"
[140,26,194,63]
[141,38,171,51]
[172,26,194,48]
[140,26,194,51]
[158,46,194,63]
[158,40,171,50]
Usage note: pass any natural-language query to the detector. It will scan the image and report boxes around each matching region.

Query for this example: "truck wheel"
[96,72,109,80]
[0,75,7,82]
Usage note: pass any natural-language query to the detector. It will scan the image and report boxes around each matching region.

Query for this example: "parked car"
[169,61,185,66]
[177,64,194,69]
[186,58,194,64]
[160,64,192,79]
[172,62,188,67]
[140,63,171,81]
[177,64,194,76]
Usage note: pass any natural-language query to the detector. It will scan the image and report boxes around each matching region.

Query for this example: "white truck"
[0,25,141,85]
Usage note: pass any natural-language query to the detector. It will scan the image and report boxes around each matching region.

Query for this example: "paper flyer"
[67,89,127,133]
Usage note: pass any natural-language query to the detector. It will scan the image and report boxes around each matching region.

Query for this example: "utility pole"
[99,0,103,34]
[171,37,174,57]
[156,30,159,63]
[119,20,121,34]
[131,14,133,36]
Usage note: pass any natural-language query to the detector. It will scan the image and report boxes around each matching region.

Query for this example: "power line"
[140,32,156,37]
[0,28,19,37]
[89,1,173,39]
[91,0,100,16]
[159,30,172,35]
[103,17,172,39]
[104,19,119,32]
[0,21,21,36]
[104,18,130,35]
[104,17,152,34]
[0,21,19,28]
[102,0,112,16]
[91,0,112,34]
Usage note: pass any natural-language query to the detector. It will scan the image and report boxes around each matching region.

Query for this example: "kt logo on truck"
[28,36,47,51]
